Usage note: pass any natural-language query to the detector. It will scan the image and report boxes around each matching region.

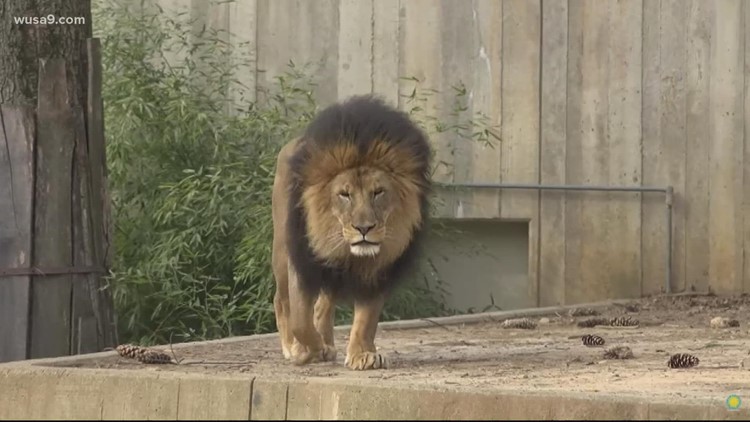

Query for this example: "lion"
[271,95,432,370]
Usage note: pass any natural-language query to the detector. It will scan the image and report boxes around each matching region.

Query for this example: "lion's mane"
[285,95,432,301]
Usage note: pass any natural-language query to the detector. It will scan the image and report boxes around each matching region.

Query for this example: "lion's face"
[299,150,425,269]
[328,167,396,257]
[293,129,429,273]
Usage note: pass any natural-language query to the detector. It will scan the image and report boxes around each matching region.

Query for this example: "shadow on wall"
[408,219,531,314]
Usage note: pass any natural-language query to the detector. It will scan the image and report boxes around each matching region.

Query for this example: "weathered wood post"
[0,38,118,362]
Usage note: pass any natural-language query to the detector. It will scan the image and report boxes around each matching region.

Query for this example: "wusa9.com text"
[14,15,86,25]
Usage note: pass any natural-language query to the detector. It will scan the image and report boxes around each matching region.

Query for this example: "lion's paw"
[292,344,337,366]
[290,339,306,359]
[345,351,389,370]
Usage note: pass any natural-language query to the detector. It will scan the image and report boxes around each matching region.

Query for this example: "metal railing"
[435,182,674,295]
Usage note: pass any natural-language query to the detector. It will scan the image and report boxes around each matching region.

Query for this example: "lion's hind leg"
[273,288,295,360]
[288,290,336,363]
[345,294,389,370]
[314,290,336,350]
[272,243,295,360]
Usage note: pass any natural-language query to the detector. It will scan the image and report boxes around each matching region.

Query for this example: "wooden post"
[0,106,36,362]
[0,38,117,362]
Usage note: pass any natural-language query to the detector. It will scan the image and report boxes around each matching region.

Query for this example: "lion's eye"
[338,191,351,200]
[373,189,384,198]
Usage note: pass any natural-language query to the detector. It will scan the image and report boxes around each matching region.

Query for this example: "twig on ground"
[178,359,258,365]
[419,318,452,331]
[169,332,183,364]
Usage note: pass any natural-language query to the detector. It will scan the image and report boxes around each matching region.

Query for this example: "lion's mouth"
[350,240,381,257]
[352,240,379,246]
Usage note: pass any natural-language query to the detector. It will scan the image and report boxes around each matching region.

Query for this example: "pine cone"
[581,334,605,347]
[577,317,610,328]
[667,353,699,369]
[603,346,634,360]
[136,350,174,365]
[609,316,639,327]
[502,318,537,329]
[116,344,174,364]
[116,344,148,359]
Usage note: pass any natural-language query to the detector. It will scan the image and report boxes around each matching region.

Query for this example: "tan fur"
[271,137,426,370]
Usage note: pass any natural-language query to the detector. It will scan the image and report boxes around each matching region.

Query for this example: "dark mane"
[285,94,432,301]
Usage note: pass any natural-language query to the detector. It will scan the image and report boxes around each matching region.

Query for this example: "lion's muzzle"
[347,221,383,257]
[350,238,381,257]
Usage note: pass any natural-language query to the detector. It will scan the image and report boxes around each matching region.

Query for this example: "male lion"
[271,95,432,370]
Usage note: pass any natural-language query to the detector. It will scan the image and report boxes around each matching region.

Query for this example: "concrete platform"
[2,294,750,420]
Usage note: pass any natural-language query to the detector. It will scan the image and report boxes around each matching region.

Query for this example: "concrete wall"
[123,0,750,306]
[0,366,740,420]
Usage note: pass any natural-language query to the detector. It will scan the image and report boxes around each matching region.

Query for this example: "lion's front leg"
[345,294,388,370]
[288,264,337,365]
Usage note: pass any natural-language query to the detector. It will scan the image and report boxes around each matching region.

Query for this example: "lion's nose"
[353,224,375,235]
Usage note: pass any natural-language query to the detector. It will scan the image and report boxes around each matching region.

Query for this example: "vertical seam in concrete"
[639,0,647,297]
[252,0,259,104]
[247,377,255,420]
[603,0,613,299]
[683,0,689,292]
[536,0,544,308]
[498,0,505,217]
[563,0,571,305]
[735,1,747,293]
[283,383,289,420]
[396,0,403,110]
[396,0,402,106]
[370,0,375,94]
[706,0,713,294]
[175,378,182,419]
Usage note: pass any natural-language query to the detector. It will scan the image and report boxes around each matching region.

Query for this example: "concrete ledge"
[0,297,639,370]
[1,294,747,420]
[1,364,747,420]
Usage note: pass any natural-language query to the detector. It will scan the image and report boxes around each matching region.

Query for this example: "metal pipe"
[438,182,669,194]
[435,182,674,295]
[665,187,674,295]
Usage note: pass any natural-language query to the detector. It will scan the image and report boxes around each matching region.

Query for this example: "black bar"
[0,267,108,277]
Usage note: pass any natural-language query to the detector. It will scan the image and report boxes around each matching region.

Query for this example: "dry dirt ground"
[57,294,750,402]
